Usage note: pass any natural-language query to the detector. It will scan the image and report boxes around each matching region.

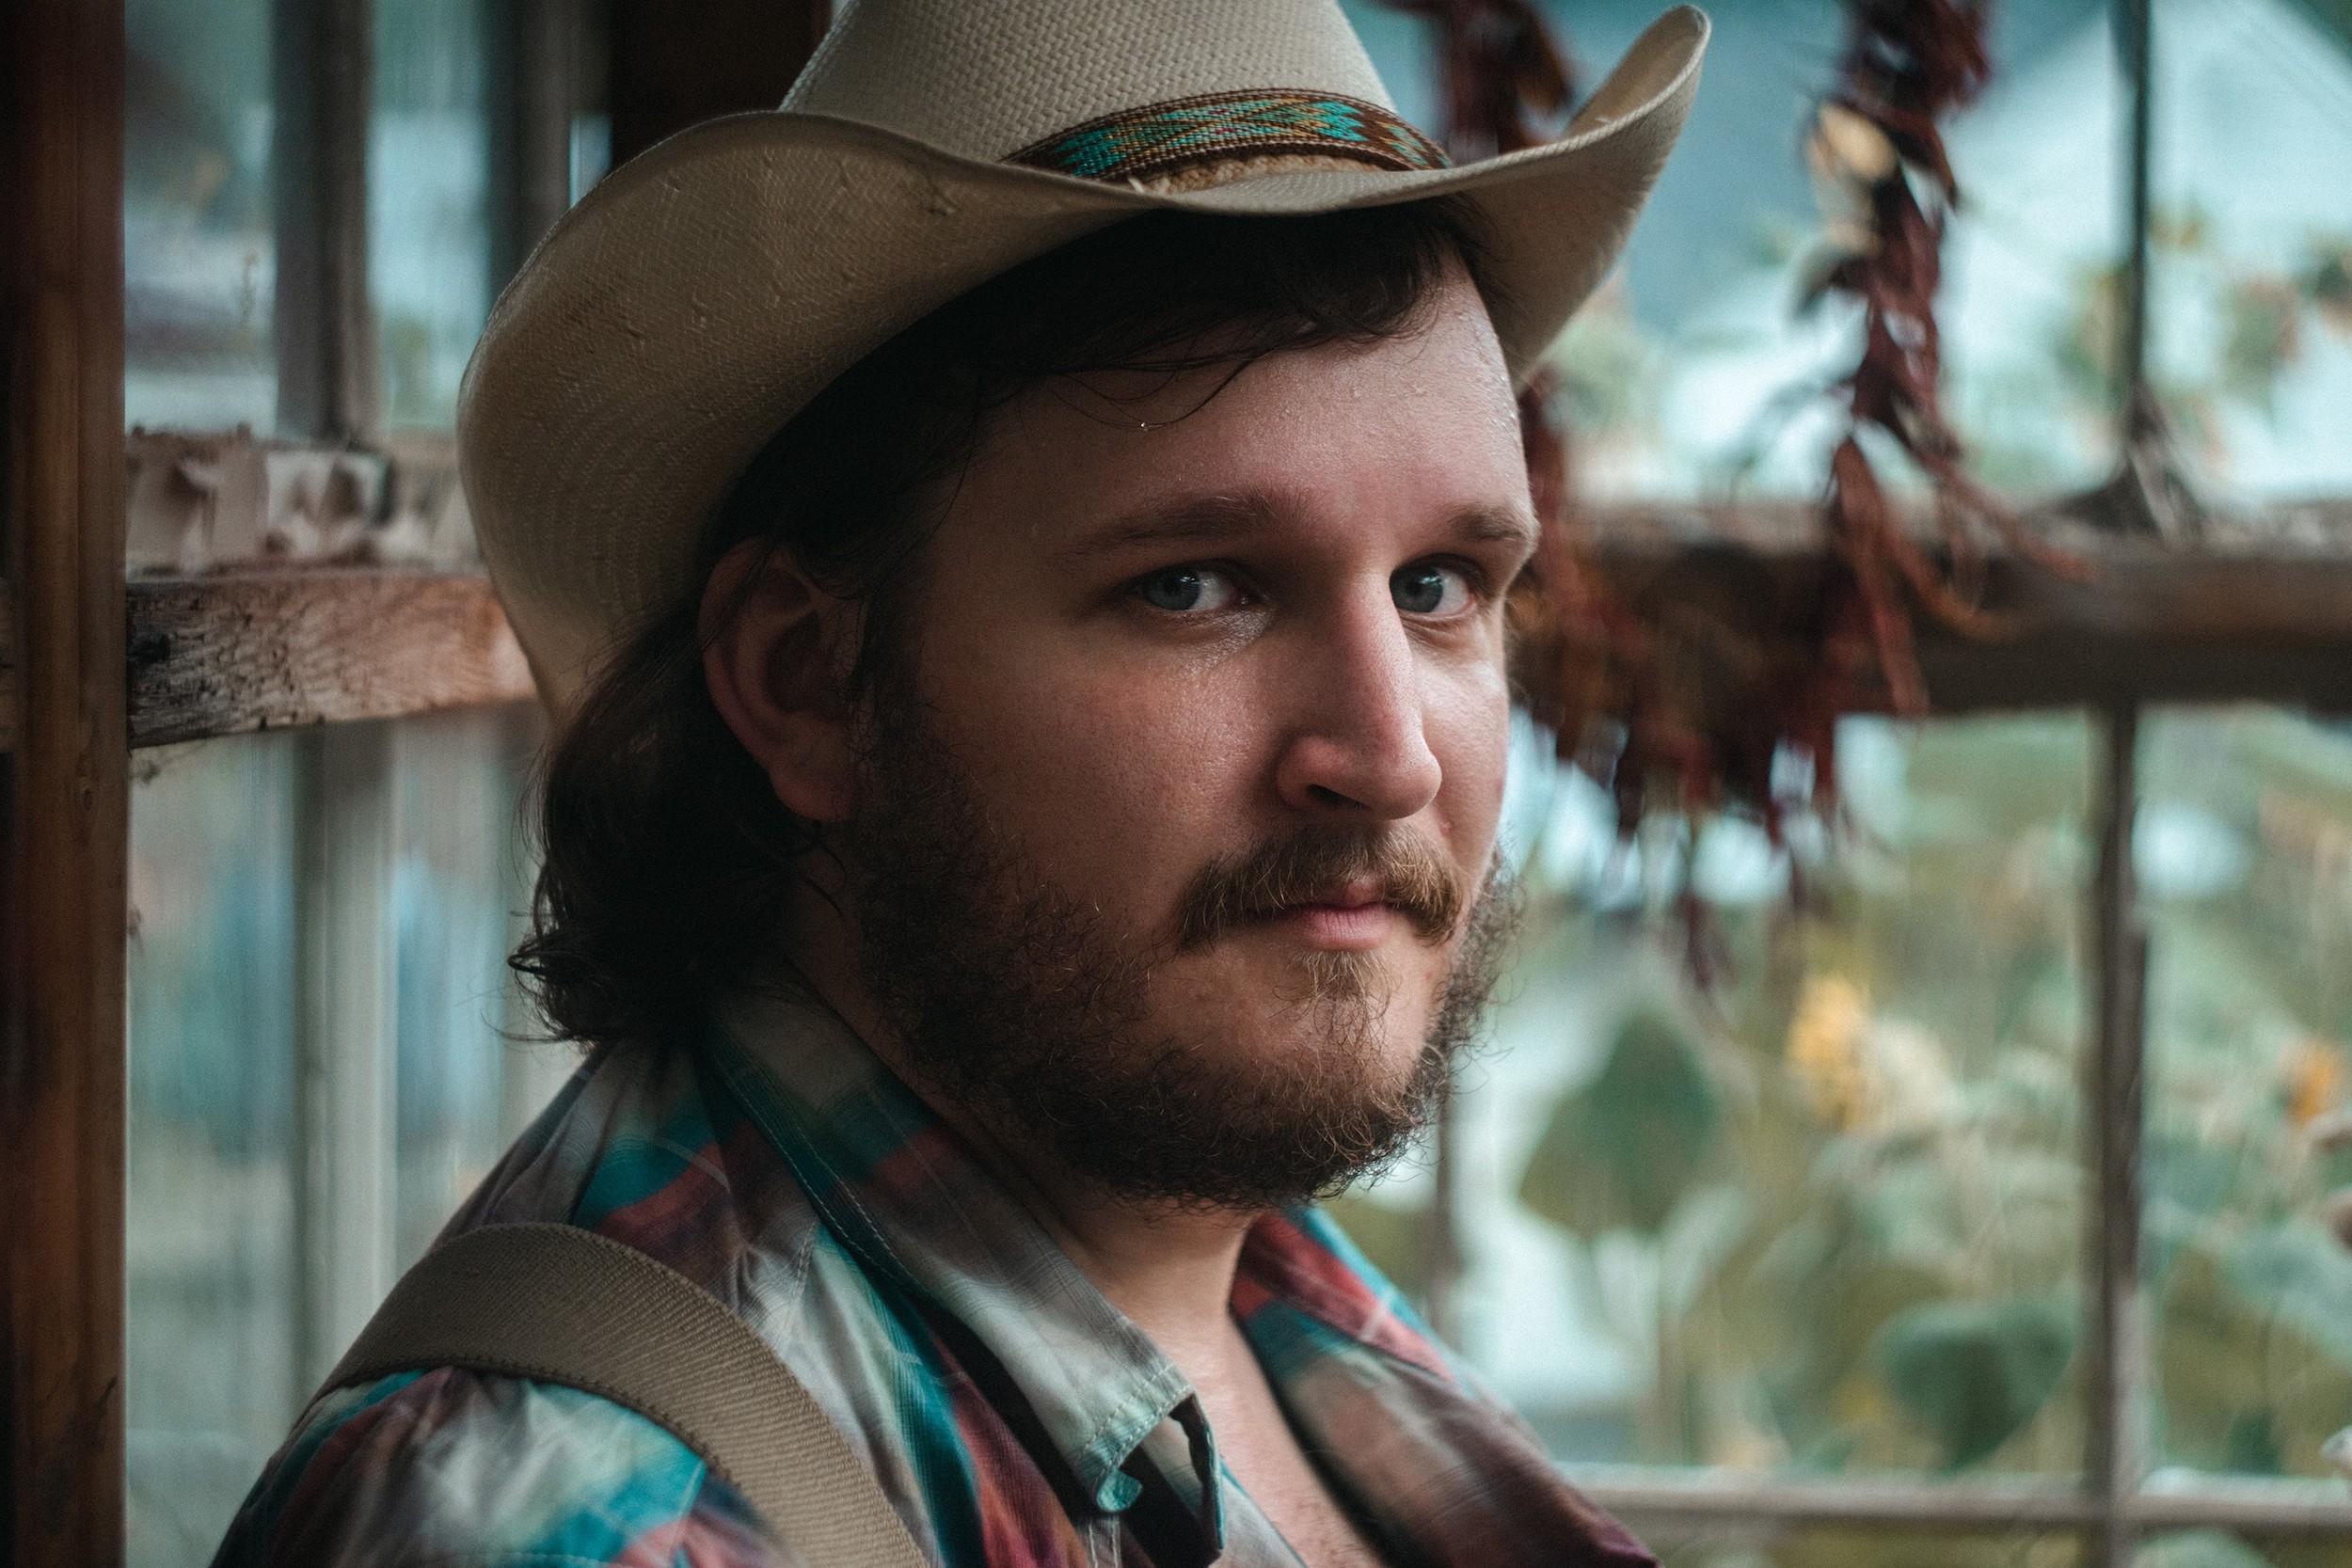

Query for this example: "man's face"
[844,264,1535,1204]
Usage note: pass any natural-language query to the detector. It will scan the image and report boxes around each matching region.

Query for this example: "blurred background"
[112,2,2352,1566]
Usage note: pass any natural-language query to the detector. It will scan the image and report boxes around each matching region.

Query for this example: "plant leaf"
[1871,1291,2076,1470]
[1518,1011,1721,1237]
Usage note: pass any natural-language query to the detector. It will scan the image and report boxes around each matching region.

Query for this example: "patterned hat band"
[1007,89,1452,188]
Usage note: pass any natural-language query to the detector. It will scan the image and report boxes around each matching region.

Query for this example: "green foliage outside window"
[1375,710,2352,1497]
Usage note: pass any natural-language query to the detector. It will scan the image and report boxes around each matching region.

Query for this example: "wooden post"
[1,0,131,1560]
[2085,702,2149,1568]
[274,0,377,440]
[606,0,829,168]
[488,0,588,292]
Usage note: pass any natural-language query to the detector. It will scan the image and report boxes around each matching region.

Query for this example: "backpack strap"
[323,1222,929,1568]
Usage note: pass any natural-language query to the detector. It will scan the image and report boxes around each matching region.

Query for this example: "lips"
[1274,887,1398,951]
[1290,877,1389,913]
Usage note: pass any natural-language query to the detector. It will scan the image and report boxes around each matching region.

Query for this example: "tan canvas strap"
[324,1222,929,1568]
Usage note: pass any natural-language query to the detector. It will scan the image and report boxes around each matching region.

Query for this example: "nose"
[1271,589,1444,821]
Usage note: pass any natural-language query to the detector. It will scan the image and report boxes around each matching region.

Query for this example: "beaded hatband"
[1007,89,1451,186]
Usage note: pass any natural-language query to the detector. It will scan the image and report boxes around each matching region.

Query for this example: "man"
[218,1,1705,1564]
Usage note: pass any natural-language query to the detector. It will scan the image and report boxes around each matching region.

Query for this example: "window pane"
[1325,1133,1442,1313]
[126,735,301,1568]
[1447,714,2092,1478]
[394,706,555,1266]
[373,0,494,429]
[1339,0,2123,498]
[125,713,548,1567]
[2140,707,2352,1485]
[2148,3,2352,500]
[125,0,278,431]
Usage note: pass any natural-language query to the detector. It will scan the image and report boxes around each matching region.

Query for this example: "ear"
[701,541,861,823]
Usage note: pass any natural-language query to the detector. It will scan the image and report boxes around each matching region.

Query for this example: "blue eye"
[1136,566,1241,613]
[1391,562,1469,615]
[1139,568,1205,611]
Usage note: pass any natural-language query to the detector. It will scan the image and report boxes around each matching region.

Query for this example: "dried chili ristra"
[1810,0,2091,719]
[1387,2,2077,956]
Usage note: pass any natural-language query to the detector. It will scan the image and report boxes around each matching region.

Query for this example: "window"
[124,714,553,1563]
[3,1,2346,1564]
[118,0,560,1558]
[123,0,279,431]
[1326,3,2352,1563]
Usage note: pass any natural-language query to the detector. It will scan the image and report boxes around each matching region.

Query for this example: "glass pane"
[394,706,550,1266]
[2148,2,2352,500]
[126,735,301,1568]
[372,0,494,429]
[2141,707,2352,1485]
[1450,714,2092,1478]
[1325,1132,1443,1314]
[1338,0,2123,497]
[125,0,278,432]
[1647,1525,2081,1568]
[126,712,548,1566]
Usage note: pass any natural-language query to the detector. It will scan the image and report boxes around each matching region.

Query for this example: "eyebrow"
[1450,504,1541,553]
[1059,495,1280,560]
[1061,494,1539,561]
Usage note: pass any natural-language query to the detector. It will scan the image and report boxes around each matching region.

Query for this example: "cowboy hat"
[459,0,1709,710]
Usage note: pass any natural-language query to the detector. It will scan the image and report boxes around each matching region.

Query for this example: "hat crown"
[782,0,1398,164]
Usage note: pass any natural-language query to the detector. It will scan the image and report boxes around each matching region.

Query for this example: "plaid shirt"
[214,991,1652,1567]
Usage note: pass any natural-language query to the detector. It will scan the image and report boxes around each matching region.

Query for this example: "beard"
[840,705,1518,1212]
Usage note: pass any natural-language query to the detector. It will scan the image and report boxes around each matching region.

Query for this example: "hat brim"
[460,5,1708,709]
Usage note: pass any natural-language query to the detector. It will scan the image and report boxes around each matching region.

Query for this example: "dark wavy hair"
[512,200,1500,1051]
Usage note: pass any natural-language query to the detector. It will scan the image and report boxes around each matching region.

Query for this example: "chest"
[1175,1332,1386,1568]
[839,1319,1381,1568]
[1200,1401,1385,1568]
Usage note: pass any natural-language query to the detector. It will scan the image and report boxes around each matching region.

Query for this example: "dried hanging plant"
[1803,0,2088,716]
[1376,0,1576,160]
[1389,0,2081,910]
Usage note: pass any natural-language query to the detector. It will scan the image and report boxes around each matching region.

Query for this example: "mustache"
[1174,829,1465,951]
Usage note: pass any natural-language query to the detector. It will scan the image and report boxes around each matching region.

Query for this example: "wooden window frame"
[5,0,130,1560]
[4,0,2349,1560]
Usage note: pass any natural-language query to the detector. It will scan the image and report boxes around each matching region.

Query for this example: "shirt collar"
[706,989,1198,1518]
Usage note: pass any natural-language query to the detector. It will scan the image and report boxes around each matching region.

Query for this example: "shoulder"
[215,1040,837,1568]
[453,1037,827,1326]
[214,1368,799,1568]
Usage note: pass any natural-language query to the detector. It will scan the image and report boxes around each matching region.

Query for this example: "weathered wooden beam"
[127,571,536,749]
[1581,497,2352,561]
[1,0,130,1558]
[102,509,2352,753]
[1587,500,2352,713]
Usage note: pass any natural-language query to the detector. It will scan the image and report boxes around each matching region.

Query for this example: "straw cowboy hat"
[460,0,1710,710]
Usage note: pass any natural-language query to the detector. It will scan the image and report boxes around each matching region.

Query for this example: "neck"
[960,1145,1256,1370]
[780,893,1259,1365]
